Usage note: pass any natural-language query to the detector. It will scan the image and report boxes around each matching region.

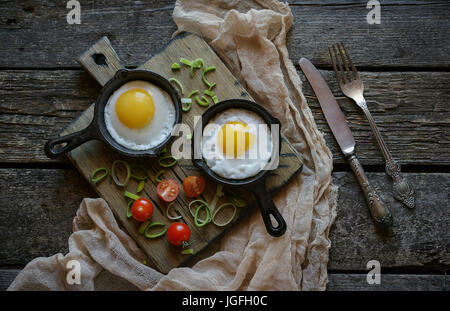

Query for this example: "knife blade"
[299,57,393,229]
[299,58,355,155]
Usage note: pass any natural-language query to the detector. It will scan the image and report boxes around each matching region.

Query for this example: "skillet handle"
[45,123,96,159]
[252,180,287,237]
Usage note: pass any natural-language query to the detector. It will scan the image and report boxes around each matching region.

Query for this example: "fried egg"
[104,80,175,150]
[202,108,273,180]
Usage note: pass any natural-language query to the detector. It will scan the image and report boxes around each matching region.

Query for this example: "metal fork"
[329,42,415,209]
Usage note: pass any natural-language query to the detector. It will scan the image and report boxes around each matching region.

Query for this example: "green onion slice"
[137,180,145,193]
[158,155,178,168]
[124,191,140,201]
[181,98,192,112]
[188,199,209,217]
[202,66,216,90]
[203,66,216,74]
[111,160,131,187]
[212,95,219,104]
[180,57,193,67]
[144,222,168,239]
[210,184,224,213]
[126,201,133,218]
[229,196,246,208]
[166,203,182,220]
[171,62,181,70]
[169,78,184,95]
[138,221,150,234]
[193,58,204,68]
[130,164,148,181]
[195,95,209,107]
[179,57,196,77]
[189,200,211,227]
[181,248,194,255]
[212,203,237,227]
[155,170,166,183]
[204,89,215,97]
[194,205,211,227]
[202,73,215,90]
[186,133,192,140]
[187,90,199,98]
[91,167,108,184]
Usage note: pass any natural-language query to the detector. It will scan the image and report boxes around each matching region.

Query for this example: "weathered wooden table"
[0,1,448,291]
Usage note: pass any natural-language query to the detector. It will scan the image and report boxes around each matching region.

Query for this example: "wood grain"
[1,169,448,271]
[329,172,450,271]
[0,0,448,290]
[58,35,302,273]
[1,70,448,165]
[326,273,449,291]
[1,269,447,291]
[0,168,96,267]
[0,1,448,69]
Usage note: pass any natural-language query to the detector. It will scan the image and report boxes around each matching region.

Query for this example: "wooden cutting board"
[60,33,303,273]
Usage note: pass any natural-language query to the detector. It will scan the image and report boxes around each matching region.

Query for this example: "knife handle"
[347,153,393,229]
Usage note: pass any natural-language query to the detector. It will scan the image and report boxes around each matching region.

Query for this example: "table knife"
[299,58,393,229]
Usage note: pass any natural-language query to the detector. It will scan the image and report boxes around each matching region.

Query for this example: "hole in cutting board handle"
[92,53,107,66]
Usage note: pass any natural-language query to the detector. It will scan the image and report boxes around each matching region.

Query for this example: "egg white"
[104,80,175,151]
[202,108,273,180]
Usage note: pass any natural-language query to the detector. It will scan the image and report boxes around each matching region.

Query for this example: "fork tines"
[329,42,360,84]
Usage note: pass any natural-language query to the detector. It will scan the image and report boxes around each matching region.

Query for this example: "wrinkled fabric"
[9,0,337,291]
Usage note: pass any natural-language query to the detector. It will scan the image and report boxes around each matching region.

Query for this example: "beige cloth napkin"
[8,0,337,291]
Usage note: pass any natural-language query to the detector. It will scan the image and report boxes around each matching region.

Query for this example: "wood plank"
[0,1,449,68]
[287,0,450,69]
[1,70,448,165]
[326,273,449,291]
[302,70,450,165]
[1,269,447,291]
[1,169,448,271]
[0,269,19,291]
[329,172,450,271]
[0,168,96,267]
[58,34,302,274]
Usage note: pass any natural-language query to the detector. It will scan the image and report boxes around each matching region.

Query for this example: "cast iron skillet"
[45,69,182,158]
[192,99,287,237]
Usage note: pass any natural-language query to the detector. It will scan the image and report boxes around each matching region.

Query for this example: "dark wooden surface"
[0,0,449,290]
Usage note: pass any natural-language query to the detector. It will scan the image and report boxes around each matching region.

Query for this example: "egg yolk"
[218,121,254,158]
[115,88,155,129]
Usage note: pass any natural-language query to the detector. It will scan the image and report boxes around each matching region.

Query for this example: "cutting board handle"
[76,36,124,86]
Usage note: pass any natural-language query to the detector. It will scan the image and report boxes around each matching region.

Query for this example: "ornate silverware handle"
[347,153,393,229]
[358,100,416,208]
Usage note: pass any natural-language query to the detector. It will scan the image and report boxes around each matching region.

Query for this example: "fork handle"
[359,101,416,209]
[347,153,393,229]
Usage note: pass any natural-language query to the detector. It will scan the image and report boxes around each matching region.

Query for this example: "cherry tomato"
[156,179,180,203]
[182,176,206,198]
[167,222,191,246]
[131,198,154,222]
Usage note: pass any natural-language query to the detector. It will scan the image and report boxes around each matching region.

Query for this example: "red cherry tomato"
[182,176,206,198]
[156,179,180,203]
[167,222,191,246]
[131,198,154,222]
